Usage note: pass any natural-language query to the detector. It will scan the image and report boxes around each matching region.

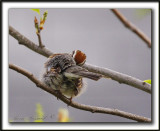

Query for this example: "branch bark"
[9,25,151,94]
[34,16,45,48]
[83,64,151,94]
[9,63,151,122]
[9,26,53,57]
[111,9,151,48]
[37,32,44,48]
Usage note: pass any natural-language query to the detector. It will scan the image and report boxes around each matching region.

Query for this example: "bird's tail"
[76,71,102,81]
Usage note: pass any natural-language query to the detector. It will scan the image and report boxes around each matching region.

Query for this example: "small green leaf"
[43,10,48,21]
[58,108,71,122]
[34,16,39,34]
[31,9,40,15]
[9,119,13,122]
[39,10,48,30]
[34,103,44,122]
[135,9,151,19]
[144,79,151,84]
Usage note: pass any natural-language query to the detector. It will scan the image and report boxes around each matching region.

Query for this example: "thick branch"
[9,25,151,93]
[9,63,151,122]
[83,64,151,94]
[111,9,151,48]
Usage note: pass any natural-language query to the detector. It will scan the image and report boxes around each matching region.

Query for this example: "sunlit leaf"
[144,79,151,84]
[40,10,48,30]
[34,103,44,122]
[58,108,71,122]
[135,9,151,19]
[34,16,39,34]
[9,119,13,122]
[31,9,40,15]
[43,10,48,21]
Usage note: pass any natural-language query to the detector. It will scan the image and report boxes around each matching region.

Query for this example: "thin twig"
[37,32,44,48]
[34,16,45,48]
[111,9,151,48]
[9,25,151,94]
[9,26,53,57]
[9,63,151,122]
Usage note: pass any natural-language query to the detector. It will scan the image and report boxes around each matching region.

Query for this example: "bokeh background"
[9,8,151,122]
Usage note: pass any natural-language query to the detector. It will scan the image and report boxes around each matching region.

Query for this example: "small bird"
[41,50,102,102]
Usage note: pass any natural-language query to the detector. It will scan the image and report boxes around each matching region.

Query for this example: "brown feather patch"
[74,50,86,65]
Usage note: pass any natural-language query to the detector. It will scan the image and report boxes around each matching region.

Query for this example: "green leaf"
[31,9,40,15]
[43,10,48,21]
[58,108,71,122]
[144,79,151,84]
[39,10,48,30]
[135,9,151,19]
[34,103,44,122]
[9,119,13,122]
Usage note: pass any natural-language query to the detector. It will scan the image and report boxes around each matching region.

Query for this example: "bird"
[41,50,102,102]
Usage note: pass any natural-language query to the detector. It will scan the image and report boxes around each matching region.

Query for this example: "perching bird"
[41,50,102,101]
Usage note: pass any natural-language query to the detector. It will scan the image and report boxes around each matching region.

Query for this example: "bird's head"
[72,50,86,66]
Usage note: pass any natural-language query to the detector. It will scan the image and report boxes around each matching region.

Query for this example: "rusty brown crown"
[72,50,86,66]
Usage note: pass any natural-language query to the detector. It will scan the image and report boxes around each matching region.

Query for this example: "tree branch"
[9,25,151,94]
[37,32,44,48]
[83,64,151,94]
[9,26,53,57]
[9,63,151,122]
[34,16,45,48]
[111,9,151,48]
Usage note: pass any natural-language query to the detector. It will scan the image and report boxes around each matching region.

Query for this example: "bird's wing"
[64,66,102,81]
[45,67,61,77]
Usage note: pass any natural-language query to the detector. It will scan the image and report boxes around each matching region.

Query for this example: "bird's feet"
[55,90,62,100]
[67,97,73,107]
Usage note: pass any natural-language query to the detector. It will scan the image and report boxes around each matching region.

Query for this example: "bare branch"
[111,9,151,48]
[34,16,45,48]
[83,64,151,94]
[9,26,52,57]
[37,32,44,48]
[9,25,151,94]
[9,63,151,122]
